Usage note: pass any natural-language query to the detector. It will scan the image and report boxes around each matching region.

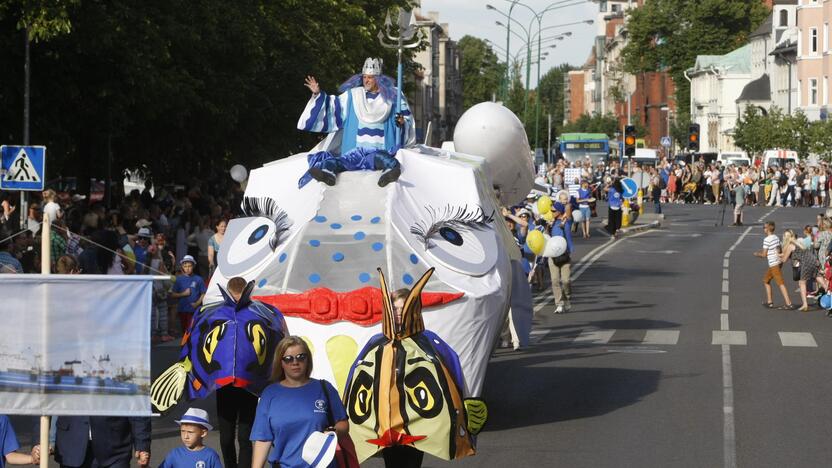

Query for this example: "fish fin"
[150,361,187,414]
[464,398,488,436]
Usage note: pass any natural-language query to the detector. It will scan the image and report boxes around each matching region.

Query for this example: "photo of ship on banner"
[0,275,152,416]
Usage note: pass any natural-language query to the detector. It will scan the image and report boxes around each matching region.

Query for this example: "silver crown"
[362,57,383,76]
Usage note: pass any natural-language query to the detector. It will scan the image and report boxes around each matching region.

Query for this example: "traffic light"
[624,125,636,157]
[688,123,700,151]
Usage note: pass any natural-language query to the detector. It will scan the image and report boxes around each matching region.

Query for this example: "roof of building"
[770,36,797,56]
[736,74,771,103]
[750,15,772,39]
[774,0,797,5]
[688,44,751,75]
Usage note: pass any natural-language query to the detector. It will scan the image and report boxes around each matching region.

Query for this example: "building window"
[810,78,818,105]
[812,28,818,54]
[798,80,802,107]
[825,77,829,105]
[780,9,788,27]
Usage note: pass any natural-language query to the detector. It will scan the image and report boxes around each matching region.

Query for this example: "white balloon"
[542,235,567,258]
[572,210,584,223]
[230,164,248,183]
[453,102,534,206]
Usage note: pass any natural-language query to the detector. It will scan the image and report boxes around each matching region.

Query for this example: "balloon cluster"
[524,195,567,258]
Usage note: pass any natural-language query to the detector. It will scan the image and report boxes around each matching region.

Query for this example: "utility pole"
[21,28,31,230]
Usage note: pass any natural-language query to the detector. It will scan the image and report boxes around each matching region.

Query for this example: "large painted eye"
[395,206,499,277]
[348,370,375,424]
[199,320,227,373]
[218,218,281,277]
[404,367,443,418]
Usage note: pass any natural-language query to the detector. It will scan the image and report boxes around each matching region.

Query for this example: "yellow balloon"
[526,230,546,255]
[537,196,552,215]
[542,211,555,222]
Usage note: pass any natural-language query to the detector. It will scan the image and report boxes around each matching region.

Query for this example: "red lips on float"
[253,287,463,326]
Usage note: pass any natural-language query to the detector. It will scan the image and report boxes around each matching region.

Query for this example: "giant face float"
[207,102,532,459]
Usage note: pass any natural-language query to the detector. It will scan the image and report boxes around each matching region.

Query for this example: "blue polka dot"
[351,215,362,221]
[354,231,366,241]
[359,272,371,283]
[258,279,267,288]
[403,274,414,285]
[409,254,419,265]
[314,215,327,223]
[332,252,345,262]
[309,273,321,284]
[309,239,321,247]
[330,223,342,230]
[279,253,287,263]
[371,242,384,252]
[371,217,381,224]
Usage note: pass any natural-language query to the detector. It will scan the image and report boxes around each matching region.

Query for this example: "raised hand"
[304,75,320,95]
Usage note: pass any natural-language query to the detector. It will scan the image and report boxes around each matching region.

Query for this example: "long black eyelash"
[241,196,292,250]
[410,204,495,248]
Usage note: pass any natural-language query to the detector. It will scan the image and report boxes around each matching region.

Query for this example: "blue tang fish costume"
[151,280,288,413]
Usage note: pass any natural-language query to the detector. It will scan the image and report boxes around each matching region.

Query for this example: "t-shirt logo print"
[196,462,206,468]
[314,399,327,413]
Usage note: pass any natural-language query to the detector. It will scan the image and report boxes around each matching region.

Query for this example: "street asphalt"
[12,202,832,467]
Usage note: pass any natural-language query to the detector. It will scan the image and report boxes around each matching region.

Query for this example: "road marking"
[778,332,818,347]
[723,259,730,268]
[574,330,616,344]
[642,330,679,345]
[712,331,747,346]
[757,207,778,223]
[572,229,653,281]
[722,269,729,280]
[529,328,551,344]
[719,225,752,468]
[634,250,679,254]
[722,343,737,468]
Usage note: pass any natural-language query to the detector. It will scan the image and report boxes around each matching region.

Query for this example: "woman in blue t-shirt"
[251,336,349,468]
[550,190,575,254]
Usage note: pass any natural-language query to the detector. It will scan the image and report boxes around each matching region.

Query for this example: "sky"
[418,0,598,88]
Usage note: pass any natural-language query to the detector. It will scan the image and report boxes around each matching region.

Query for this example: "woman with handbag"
[781,229,822,312]
[251,336,350,468]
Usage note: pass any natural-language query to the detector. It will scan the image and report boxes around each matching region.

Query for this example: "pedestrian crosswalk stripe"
[712,331,747,345]
[574,330,615,344]
[778,332,818,347]
[642,330,680,345]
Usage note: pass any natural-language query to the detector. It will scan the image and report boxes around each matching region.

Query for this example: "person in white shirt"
[754,221,795,309]
[41,189,62,225]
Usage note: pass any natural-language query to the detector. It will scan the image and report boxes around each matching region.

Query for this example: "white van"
[631,148,658,167]
[762,149,799,171]
[718,151,751,167]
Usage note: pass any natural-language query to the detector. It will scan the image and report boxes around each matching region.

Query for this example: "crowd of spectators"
[0,176,245,340]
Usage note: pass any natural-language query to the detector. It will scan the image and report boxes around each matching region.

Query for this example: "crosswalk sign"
[1,145,45,191]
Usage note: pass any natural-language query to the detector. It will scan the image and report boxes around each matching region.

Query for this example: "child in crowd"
[170,255,206,334]
[0,415,40,465]
[159,408,221,468]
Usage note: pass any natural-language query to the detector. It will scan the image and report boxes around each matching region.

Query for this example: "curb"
[616,220,661,237]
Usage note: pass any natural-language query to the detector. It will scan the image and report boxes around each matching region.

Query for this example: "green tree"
[0,0,412,195]
[458,35,505,111]
[621,0,769,119]
[563,112,621,137]
[733,106,772,158]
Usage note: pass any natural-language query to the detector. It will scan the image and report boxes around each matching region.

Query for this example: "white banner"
[0,274,152,416]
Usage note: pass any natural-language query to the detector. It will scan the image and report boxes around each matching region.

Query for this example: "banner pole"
[40,213,50,468]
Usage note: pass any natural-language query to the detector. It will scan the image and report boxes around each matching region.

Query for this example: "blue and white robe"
[297,87,415,155]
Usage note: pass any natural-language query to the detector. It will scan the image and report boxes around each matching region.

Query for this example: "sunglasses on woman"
[281,353,308,364]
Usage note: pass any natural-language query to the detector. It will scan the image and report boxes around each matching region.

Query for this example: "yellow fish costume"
[342,267,487,462]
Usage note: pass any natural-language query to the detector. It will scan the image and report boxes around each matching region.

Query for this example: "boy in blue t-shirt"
[159,408,221,468]
[170,255,206,334]
[0,415,39,467]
